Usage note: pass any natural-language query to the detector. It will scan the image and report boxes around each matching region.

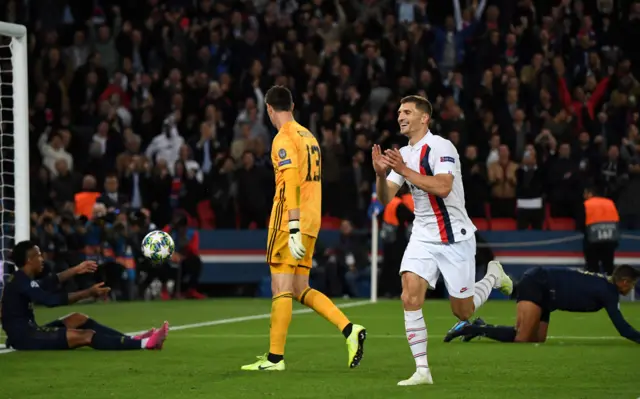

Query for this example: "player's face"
[28,246,44,273]
[397,103,428,136]
[617,279,637,295]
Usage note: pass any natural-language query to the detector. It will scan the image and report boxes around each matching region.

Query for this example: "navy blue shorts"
[516,267,551,323]
[6,320,69,350]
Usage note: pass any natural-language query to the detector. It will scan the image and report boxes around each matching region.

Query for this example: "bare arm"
[403,170,453,198]
[376,175,401,205]
[57,261,98,283]
[381,147,454,198]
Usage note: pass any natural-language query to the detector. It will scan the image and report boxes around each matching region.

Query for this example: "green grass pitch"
[1,299,638,399]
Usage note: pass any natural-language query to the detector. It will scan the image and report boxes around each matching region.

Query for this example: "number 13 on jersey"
[306,145,321,182]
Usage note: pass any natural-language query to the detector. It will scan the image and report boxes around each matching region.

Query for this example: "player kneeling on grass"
[444,265,640,344]
[1,241,169,351]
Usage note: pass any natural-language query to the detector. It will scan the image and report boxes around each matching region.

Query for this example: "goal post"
[1,21,30,243]
[0,21,30,350]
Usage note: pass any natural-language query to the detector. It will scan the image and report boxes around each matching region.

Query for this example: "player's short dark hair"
[400,95,432,117]
[265,86,293,112]
[12,240,36,268]
[612,265,640,282]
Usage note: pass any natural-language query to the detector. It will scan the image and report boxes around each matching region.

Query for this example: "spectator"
[97,175,127,211]
[332,220,369,298]
[617,140,640,229]
[600,145,628,200]
[488,145,518,217]
[516,147,545,230]
[548,143,581,219]
[210,157,238,229]
[461,145,488,218]
[145,113,184,174]
[38,129,74,177]
[236,152,270,229]
[162,212,205,300]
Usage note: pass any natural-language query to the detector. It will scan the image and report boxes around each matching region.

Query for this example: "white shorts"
[399,235,476,299]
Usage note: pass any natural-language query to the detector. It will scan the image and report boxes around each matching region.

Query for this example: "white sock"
[140,338,149,348]
[473,272,498,311]
[404,310,428,370]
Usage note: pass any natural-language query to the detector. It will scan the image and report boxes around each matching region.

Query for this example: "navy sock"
[81,319,126,337]
[469,325,517,342]
[90,334,142,350]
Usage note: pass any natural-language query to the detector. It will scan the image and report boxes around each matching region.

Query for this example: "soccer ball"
[141,230,175,263]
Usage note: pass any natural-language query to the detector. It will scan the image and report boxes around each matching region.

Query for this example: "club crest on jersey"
[278,149,287,159]
[440,156,455,163]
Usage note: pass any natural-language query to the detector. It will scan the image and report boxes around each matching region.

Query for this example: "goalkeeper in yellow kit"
[241,86,366,371]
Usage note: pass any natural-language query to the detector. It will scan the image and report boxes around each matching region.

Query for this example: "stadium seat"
[197,200,214,229]
[547,217,576,231]
[543,203,576,231]
[321,216,342,230]
[471,218,490,231]
[490,218,517,231]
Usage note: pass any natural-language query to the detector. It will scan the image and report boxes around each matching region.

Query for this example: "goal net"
[0,22,30,350]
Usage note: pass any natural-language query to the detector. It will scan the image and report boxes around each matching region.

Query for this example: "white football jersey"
[387,131,476,244]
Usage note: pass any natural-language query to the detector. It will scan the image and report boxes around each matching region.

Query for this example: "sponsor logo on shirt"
[278,159,292,167]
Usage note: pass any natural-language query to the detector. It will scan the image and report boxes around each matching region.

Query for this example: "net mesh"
[0,35,17,349]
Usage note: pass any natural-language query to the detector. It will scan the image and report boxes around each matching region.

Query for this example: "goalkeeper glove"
[288,220,306,260]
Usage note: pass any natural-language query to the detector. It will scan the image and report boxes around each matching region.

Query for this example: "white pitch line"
[0,300,372,355]
[150,333,627,341]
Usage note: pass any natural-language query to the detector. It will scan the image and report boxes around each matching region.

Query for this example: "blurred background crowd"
[0,0,639,299]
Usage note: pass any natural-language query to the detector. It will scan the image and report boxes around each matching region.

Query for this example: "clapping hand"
[382,148,408,176]
[372,145,389,177]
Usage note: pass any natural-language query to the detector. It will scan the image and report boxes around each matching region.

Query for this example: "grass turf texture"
[0,299,638,399]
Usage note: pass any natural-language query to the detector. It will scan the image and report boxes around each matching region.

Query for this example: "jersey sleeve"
[272,133,298,172]
[432,140,458,176]
[37,274,60,291]
[604,293,640,343]
[20,278,68,308]
[387,170,406,187]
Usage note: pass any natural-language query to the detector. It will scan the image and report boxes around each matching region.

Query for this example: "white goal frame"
[0,22,29,351]
[0,21,30,244]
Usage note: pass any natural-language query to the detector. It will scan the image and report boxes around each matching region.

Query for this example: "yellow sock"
[269,292,293,356]
[298,288,351,332]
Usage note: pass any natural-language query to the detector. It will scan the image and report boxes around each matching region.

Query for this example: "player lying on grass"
[241,86,366,372]
[1,240,169,351]
[444,265,640,344]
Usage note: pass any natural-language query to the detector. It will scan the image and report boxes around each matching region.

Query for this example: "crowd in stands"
[1,0,640,296]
